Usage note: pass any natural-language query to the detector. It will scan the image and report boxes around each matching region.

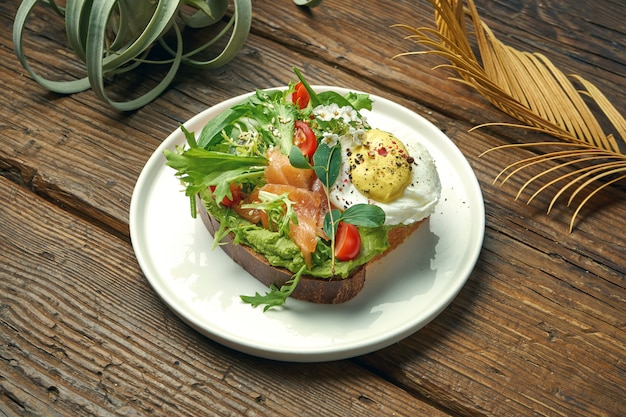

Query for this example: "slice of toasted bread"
[197,196,425,304]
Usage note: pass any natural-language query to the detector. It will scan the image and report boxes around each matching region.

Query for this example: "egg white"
[329,132,441,226]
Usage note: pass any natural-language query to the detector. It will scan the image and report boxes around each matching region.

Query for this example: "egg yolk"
[348,129,414,203]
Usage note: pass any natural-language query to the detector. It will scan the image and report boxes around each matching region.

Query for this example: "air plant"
[13,0,323,111]
[394,0,626,231]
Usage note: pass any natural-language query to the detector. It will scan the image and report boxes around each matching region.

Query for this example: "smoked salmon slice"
[260,183,327,267]
[264,148,316,190]
[232,147,329,267]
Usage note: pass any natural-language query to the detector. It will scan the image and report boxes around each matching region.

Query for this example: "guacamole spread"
[202,190,391,279]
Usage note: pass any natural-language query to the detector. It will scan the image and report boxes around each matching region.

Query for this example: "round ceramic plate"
[129,87,485,362]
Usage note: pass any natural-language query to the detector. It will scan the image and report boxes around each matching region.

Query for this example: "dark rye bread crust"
[197,196,424,304]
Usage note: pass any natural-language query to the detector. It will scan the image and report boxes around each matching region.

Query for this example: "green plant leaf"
[292,0,324,7]
[196,106,250,149]
[164,148,267,177]
[341,204,386,227]
[181,0,226,28]
[344,91,373,112]
[13,0,254,110]
[168,0,253,69]
[312,143,341,188]
[293,66,322,107]
[288,145,313,169]
[240,267,305,312]
[323,209,342,239]
[13,0,91,94]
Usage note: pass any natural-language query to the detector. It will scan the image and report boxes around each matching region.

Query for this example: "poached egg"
[329,128,441,226]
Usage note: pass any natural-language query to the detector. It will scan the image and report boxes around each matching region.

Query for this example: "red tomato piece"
[334,222,361,261]
[294,120,317,158]
[292,82,310,109]
[210,183,242,207]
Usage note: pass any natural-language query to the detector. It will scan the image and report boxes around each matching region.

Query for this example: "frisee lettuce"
[241,191,298,236]
[240,266,305,312]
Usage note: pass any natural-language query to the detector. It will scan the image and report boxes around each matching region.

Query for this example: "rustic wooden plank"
[0,176,452,416]
[473,0,625,82]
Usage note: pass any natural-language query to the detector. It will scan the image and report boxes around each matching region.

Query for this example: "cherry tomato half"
[292,82,310,109]
[334,222,362,261]
[210,183,242,207]
[294,120,317,159]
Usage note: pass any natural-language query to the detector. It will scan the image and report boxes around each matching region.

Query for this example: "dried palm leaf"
[393,0,626,231]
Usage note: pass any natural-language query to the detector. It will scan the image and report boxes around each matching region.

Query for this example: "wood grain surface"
[1,0,624,416]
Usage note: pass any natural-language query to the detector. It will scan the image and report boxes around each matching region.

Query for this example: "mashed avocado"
[239,224,390,278]
[205,193,390,278]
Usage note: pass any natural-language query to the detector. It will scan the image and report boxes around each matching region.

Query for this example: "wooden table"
[1,0,624,415]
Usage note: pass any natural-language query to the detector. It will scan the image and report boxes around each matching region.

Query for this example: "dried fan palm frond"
[393,0,626,231]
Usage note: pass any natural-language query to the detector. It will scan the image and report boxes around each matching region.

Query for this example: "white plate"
[130,87,485,362]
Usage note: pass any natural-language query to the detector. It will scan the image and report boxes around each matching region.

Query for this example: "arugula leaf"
[316,91,355,108]
[189,88,301,155]
[164,148,266,177]
[240,267,305,312]
[164,147,267,217]
[231,89,299,154]
[293,67,321,108]
[196,106,249,149]
[181,125,198,148]
[273,99,298,154]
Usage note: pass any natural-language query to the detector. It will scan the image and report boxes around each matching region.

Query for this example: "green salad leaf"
[240,267,304,312]
[164,129,268,217]
[312,142,342,188]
